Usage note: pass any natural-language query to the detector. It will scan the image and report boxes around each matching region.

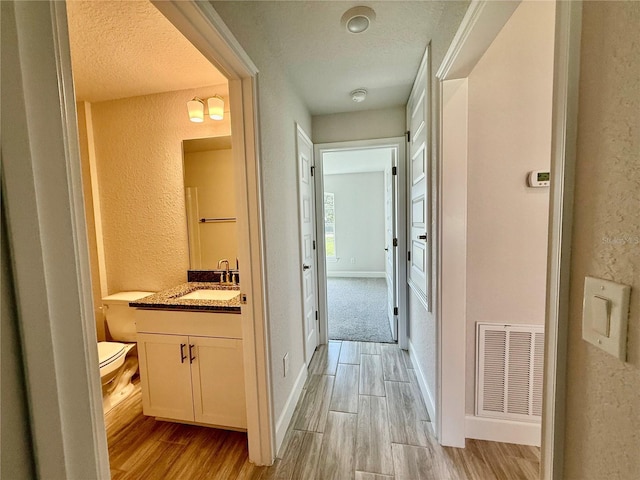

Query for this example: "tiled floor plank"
[392,443,440,480]
[381,344,409,381]
[360,354,386,397]
[339,340,361,364]
[291,432,323,480]
[330,363,360,413]
[356,395,394,475]
[310,342,342,375]
[294,374,334,432]
[316,411,358,480]
[386,381,428,447]
[360,342,383,355]
[355,472,394,480]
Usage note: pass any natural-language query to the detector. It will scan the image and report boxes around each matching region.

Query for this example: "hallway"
[271,341,540,479]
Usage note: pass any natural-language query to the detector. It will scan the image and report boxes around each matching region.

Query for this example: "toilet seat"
[98,342,126,369]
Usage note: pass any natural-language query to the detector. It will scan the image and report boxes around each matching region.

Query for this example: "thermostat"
[527,170,550,187]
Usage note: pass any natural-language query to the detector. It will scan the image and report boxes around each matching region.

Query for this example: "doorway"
[314,138,407,348]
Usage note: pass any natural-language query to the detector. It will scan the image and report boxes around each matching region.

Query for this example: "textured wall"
[312,106,406,144]
[409,0,470,412]
[89,86,230,293]
[210,2,313,423]
[563,2,640,479]
[324,172,385,274]
[465,0,555,414]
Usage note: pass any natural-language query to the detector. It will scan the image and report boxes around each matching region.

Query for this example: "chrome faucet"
[217,259,230,284]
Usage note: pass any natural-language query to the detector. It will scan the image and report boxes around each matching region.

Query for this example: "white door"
[384,156,398,341]
[296,125,319,365]
[407,66,430,308]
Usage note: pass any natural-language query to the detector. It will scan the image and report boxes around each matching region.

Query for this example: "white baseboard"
[465,415,541,447]
[407,340,436,424]
[326,271,386,278]
[274,363,307,454]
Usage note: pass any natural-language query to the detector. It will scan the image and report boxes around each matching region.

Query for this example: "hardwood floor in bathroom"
[105,341,540,479]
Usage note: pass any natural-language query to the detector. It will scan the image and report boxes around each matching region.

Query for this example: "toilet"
[99,291,153,413]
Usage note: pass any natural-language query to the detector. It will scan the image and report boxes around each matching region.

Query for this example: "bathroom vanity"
[131,283,246,430]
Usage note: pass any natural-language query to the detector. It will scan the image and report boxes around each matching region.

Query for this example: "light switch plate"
[582,276,631,360]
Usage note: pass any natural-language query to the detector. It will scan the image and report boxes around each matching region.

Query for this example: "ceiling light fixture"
[350,88,367,103]
[187,95,225,122]
[341,6,376,34]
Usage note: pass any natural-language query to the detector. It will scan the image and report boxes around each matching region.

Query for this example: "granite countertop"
[130,282,241,313]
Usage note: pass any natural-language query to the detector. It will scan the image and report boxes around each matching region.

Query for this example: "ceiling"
[323,148,393,175]
[212,1,446,115]
[66,1,227,103]
[66,1,449,115]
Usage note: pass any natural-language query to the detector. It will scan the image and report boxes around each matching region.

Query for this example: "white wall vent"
[476,323,544,422]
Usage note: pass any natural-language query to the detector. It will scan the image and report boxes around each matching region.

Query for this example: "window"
[324,192,336,261]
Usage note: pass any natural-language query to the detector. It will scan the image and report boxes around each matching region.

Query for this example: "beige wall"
[84,86,230,295]
[312,106,405,144]
[208,2,313,427]
[563,2,640,478]
[183,148,238,269]
[323,172,385,274]
[464,1,555,413]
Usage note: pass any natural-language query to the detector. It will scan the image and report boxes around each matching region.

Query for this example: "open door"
[384,152,399,341]
[296,125,319,365]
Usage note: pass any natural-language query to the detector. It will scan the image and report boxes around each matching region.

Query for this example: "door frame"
[435,0,581,476]
[2,3,273,479]
[313,137,408,348]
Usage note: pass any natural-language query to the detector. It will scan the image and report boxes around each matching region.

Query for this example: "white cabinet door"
[190,336,247,428]
[137,333,193,422]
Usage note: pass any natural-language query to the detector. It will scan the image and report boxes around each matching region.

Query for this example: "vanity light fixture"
[341,6,376,34]
[187,95,225,122]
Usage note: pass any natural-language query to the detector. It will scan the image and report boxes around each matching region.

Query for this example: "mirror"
[182,136,238,270]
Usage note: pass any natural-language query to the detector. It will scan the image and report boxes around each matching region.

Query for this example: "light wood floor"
[105,341,540,479]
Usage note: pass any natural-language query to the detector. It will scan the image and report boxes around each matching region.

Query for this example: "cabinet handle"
[418,234,427,240]
[189,344,196,363]
[180,343,187,363]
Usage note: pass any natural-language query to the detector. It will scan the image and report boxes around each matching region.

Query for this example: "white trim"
[434,0,530,451]
[436,0,520,80]
[542,2,582,479]
[152,1,257,79]
[326,271,386,278]
[435,78,469,449]
[274,363,307,455]
[155,3,274,466]
[408,340,437,423]
[2,1,109,477]
[465,415,541,447]
[314,138,407,348]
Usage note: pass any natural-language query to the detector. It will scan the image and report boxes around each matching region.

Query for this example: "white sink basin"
[179,289,239,301]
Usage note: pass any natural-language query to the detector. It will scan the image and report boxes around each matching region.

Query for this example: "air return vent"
[476,323,544,422]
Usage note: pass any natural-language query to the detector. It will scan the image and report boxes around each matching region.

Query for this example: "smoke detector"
[341,6,376,34]
[350,89,367,103]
